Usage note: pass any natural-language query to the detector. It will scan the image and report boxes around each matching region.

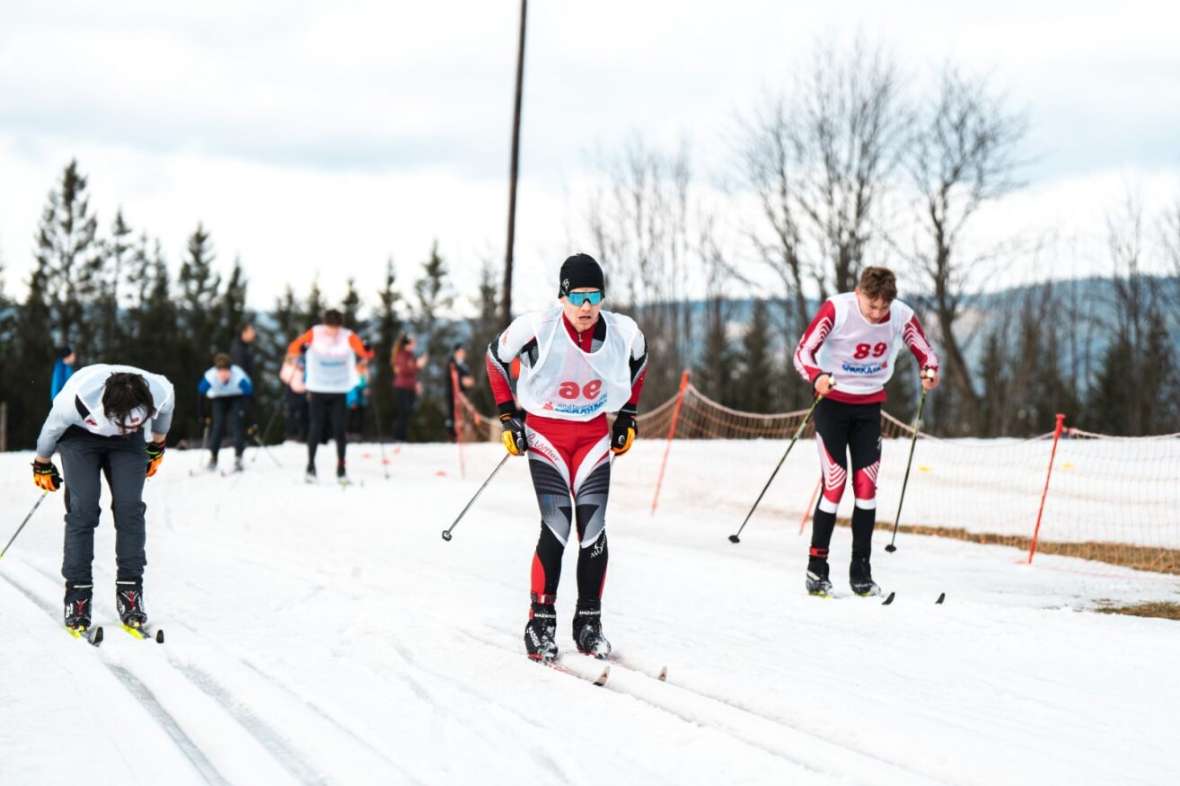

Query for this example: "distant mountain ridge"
[632,275,1179,390]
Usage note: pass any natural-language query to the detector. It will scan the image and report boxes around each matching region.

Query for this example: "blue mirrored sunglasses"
[567,290,603,306]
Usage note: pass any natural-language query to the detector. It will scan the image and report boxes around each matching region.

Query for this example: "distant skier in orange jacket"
[286,309,374,483]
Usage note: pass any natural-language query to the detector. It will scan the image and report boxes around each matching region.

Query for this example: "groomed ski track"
[2,442,1177,785]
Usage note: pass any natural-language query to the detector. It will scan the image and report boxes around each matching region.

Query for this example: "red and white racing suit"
[793,292,938,562]
[487,306,647,606]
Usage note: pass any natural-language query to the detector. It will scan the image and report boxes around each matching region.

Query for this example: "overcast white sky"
[1,1,1178,316]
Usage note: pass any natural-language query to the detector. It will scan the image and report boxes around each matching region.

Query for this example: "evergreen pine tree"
[372,259,403,440]
[411,242,457,440]
[0,255,15,448]
[1138,308,1179,433]
[178,223,221,357]
[126,238,182,412]
[694,295,738,409]
[274,286,303,338]
[261,285,306,442]
[176,224,221,439]
[342,278,363,332]
[734,299,777,413]
[977,327,1008,436]
[36,160,101,350]
[1087,337,1132,434]
[218,256,248,352]
[97,209,135,359]
[463,261,502,416]
[305,277,324,327]
[11,254,56,447]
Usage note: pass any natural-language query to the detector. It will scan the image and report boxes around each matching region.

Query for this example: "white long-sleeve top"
[36,364,175,457]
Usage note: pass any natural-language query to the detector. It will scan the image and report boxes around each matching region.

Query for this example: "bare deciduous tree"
[795,37,909,297]
[735,93,811,337]
[901,66,1027,428]
[735,37,907,406]
[1107,194,1149,351]
[583,135,694,401]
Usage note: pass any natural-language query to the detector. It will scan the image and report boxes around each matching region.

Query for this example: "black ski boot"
[116,579,148,628]
[232,454,244,473]
[305,463,317,483]
[205,456,218,472]
[850,555,882,597]
[336,460,348,483]
[572,600,611,659]
[806,558,833,597]
[64,582,93,629]
[524,601,558,662]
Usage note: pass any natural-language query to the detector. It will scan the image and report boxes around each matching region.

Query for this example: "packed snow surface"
[2,441,1178,786]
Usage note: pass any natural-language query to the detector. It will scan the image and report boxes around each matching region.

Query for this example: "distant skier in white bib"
[197,352,254,473]
[286,309,374,483]
[33,365,175,633]
[793,267,940,597]
[486,253,648,662]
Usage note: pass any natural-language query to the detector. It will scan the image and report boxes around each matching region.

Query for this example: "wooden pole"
[500,0,528,326]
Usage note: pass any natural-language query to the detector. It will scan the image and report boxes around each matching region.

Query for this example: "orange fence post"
[650,370,691,516]
[1027,413,1066,565]
[450,365,465,480]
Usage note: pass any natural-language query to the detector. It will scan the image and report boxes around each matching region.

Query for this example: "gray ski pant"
[58,426,148,584]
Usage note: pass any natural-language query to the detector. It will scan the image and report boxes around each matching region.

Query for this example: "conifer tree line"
[3,154,1179,450]
[0,161,506,450]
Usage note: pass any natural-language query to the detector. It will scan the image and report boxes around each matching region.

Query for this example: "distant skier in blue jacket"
[197,353,253,472]
[50,346,76,401]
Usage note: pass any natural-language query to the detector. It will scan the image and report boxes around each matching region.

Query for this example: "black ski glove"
[500,413,527,456]
[611,411,637,456]
[145,441,166,477]
[33,461,62,492]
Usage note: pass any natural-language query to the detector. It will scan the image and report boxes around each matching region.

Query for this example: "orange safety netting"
[453,377,1180,574]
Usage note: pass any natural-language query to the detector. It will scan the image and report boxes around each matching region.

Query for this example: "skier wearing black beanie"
[557,253,606,297]
[486,252,648,662]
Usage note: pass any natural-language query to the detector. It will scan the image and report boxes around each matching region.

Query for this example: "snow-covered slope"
[2,441,1177,786]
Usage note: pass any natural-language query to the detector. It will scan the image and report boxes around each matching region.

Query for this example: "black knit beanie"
[558,253,605,297]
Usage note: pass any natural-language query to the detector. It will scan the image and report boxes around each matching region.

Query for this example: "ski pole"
[370,391,390,480]
[251,406,282,465]
[252,432,283,468]
[884,374,933,554]
[441,453,511,542]
[0,492,50,561]
[729,393,825,544]
[193,421,211,470]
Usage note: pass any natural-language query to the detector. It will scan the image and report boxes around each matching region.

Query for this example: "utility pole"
[501,0,527,326]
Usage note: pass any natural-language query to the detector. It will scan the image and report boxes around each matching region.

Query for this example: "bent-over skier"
[33,364,175,632]
[487,253,648,661]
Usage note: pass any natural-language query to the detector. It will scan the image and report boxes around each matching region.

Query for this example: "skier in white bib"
[196,352,253,473]
[286,309,374,482]
[32,365,175,633]
[793,266,939,597]
[486,253,648,662]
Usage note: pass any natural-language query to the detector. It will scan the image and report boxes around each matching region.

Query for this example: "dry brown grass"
[1095,602,1180,621]
[831,520,1180,620]
[881,522,1180,576]
[828,518,1180,576]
